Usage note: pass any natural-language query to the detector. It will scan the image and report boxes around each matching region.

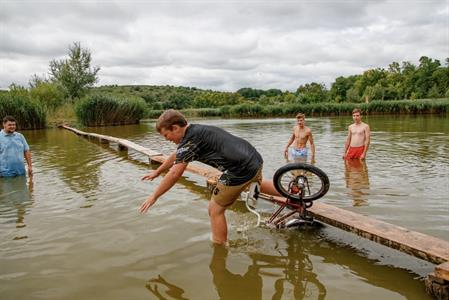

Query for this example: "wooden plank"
[307,201,449,265]
[435,262,449,281]
[61,125,449,267]
[60,125,162,157]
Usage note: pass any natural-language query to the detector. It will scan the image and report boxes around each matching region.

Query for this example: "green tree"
[296,82,328,103]
[358,68,388,99]
[329,75,359,102]
[236,88,265,99]
[430,58,449,97]
[30,81,65,112]
[163,93,191,109]
[49,42,100,100]
[415,56,440,98]
[346,86,361,102]
[400,61,417,99]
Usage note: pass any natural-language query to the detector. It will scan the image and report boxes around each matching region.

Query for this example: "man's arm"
[343,127,352,159]
[24,150,32,176]
[142,151,176,181]
[139,162,188,213]
[361,125,371,159]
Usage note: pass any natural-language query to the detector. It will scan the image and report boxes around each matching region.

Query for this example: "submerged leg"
[208,200,228,245]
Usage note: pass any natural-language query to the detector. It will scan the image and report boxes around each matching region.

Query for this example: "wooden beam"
[308,201,449,265]
[435,262,449,281]
[60,125,162,157]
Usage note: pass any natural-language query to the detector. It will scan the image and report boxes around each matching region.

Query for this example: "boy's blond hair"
[295,113,305,119]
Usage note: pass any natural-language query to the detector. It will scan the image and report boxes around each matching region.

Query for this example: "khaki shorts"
[211,167,263,207]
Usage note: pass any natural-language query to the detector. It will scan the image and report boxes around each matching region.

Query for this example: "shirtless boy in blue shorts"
[284,113,315,163]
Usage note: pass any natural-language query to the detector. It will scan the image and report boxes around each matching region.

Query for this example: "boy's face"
[296,117,305,127]
[3,121,16,134]
[160,125,184,144]
[352,112,362,123]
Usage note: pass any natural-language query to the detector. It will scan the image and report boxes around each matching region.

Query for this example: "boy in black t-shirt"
[140,109,278,245]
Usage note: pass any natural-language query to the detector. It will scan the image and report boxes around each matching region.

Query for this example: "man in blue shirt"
[0,116,33,177]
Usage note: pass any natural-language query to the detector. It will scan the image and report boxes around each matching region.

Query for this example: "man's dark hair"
[3,115,16,124]
[156,109,188,132]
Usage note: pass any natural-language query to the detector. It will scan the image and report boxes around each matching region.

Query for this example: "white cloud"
[1,0,448,91]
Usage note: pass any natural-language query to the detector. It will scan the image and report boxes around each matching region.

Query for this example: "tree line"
[95,56,449,110]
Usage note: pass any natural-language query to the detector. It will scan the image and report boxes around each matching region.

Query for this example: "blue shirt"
[0,130,30,177]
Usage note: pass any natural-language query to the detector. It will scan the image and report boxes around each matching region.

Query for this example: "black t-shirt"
[175,124,263,186]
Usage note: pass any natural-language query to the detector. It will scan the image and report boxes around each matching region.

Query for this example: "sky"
[1,0,448,92]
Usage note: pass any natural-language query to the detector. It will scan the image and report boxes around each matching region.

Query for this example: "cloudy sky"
[1,0,448,92]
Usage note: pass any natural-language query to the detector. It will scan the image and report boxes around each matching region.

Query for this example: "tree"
[49,42,100,100]
[30,81,65,112]
[329,75,359,102]
[296,82,328,103]
[415,56,440,98]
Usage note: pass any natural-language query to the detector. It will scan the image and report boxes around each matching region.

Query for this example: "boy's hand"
[142,171,159,181]
[140,195,157,213]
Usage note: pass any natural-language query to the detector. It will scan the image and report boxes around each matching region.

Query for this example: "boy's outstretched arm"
[140,162,188,213]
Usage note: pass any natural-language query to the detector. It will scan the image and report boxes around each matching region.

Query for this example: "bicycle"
[245,163,330,228]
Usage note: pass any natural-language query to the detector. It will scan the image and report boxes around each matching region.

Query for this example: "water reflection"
[344,159,370,206]
[0,176,34,229]
[146,275,190,300]
[246,234,327,300]
[210,245,263,300]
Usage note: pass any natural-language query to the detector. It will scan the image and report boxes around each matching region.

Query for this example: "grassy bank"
[145,98,449,119]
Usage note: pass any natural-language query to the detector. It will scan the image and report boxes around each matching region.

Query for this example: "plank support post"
[425,273,449,300]
[118,144,128,151]
[425,262,449,299]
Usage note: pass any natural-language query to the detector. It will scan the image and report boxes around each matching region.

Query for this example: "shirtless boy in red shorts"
[343,108,371,160]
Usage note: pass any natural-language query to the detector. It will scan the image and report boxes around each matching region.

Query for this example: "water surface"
[1,114,448,299]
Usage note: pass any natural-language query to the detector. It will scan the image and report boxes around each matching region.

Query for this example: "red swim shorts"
[345,146,365,159]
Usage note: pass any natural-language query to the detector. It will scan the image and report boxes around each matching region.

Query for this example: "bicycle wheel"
[273,163,329,202]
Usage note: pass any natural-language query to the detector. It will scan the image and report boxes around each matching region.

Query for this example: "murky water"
[1,114,448,299]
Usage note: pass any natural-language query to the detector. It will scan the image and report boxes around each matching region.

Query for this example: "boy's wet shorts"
[211,167,263,207]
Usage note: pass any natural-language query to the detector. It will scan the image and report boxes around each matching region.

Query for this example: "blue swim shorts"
[289,147,308,159]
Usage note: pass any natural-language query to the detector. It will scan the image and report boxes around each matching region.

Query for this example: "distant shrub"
[0,92,46,129]
[75,94,146,126]
[30,82,66,112]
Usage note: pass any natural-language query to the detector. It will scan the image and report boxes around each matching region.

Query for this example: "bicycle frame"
[257,192,311,228]
[245,163,329,228]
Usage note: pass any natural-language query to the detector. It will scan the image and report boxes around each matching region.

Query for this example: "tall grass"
[221,99,449,118]
[75,94,147,126]
[0,93,47,129]
[145,98,449,119]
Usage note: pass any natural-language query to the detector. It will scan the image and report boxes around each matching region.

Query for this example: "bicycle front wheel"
[273,163,330,202]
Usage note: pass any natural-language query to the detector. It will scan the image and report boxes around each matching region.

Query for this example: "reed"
[75,94,147,126]
[0,93,47,129]
[221,99,449,117]
[145,98,448,119]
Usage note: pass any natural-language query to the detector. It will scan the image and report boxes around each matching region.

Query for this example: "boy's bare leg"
[260,179,280,196]
[208,200,228,244]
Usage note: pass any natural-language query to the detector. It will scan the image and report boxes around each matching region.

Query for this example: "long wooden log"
[60,125,449,286]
